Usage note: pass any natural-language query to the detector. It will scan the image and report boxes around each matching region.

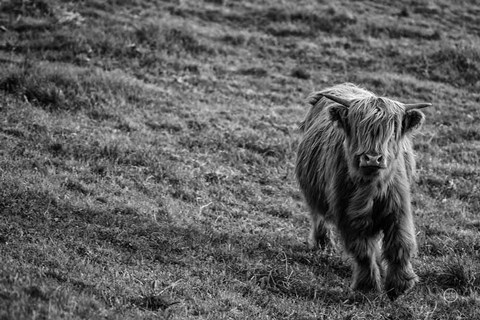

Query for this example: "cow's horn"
[404,103,432,111]
[321,93,351,109]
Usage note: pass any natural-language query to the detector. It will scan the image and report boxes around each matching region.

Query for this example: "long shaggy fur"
[296,83,426,300]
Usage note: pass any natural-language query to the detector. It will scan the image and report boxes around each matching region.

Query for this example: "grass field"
[0,0,479,319]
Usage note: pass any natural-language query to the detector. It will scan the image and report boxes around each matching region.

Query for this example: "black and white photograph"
[0,0,479,319]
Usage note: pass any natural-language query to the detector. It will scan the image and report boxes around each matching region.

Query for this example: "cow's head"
[324,93,431,181]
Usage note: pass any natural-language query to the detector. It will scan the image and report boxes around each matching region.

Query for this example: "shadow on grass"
[0,181,354,307]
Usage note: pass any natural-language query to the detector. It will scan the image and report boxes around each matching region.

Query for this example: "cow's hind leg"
[309,210,333,250]
[346,237,382,292]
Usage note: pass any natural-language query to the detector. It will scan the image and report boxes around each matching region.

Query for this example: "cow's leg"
[338,186,382,292]
[375,239,385,280]
[382,209,418,300]
[345,236,382,292]
[309,210,333,250]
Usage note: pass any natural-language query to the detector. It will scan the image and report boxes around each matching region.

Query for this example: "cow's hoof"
[308,233,335,251]
[351,263,382,293]
[351,278,381,293]
[385,271,418,301]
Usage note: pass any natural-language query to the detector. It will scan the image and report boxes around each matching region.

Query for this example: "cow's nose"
[359,153,386,168]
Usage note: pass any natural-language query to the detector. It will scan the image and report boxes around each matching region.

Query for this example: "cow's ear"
[329,105,349,131]
[402,109,425,135]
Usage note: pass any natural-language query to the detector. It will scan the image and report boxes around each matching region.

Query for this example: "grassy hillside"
[0,0,479,319]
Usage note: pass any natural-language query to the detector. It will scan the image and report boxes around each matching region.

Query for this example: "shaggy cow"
[295,83,431,300]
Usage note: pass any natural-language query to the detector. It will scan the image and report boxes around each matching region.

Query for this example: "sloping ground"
[0,0,479,319]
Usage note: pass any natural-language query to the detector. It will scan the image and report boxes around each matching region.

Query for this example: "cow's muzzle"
[359,153,387,170]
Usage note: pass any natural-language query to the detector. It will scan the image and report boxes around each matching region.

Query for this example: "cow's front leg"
[339,187,383,292]
[383,209,418,300]
[344,236,382,292]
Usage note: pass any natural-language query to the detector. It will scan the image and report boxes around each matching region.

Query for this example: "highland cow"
[296,83,431,300]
